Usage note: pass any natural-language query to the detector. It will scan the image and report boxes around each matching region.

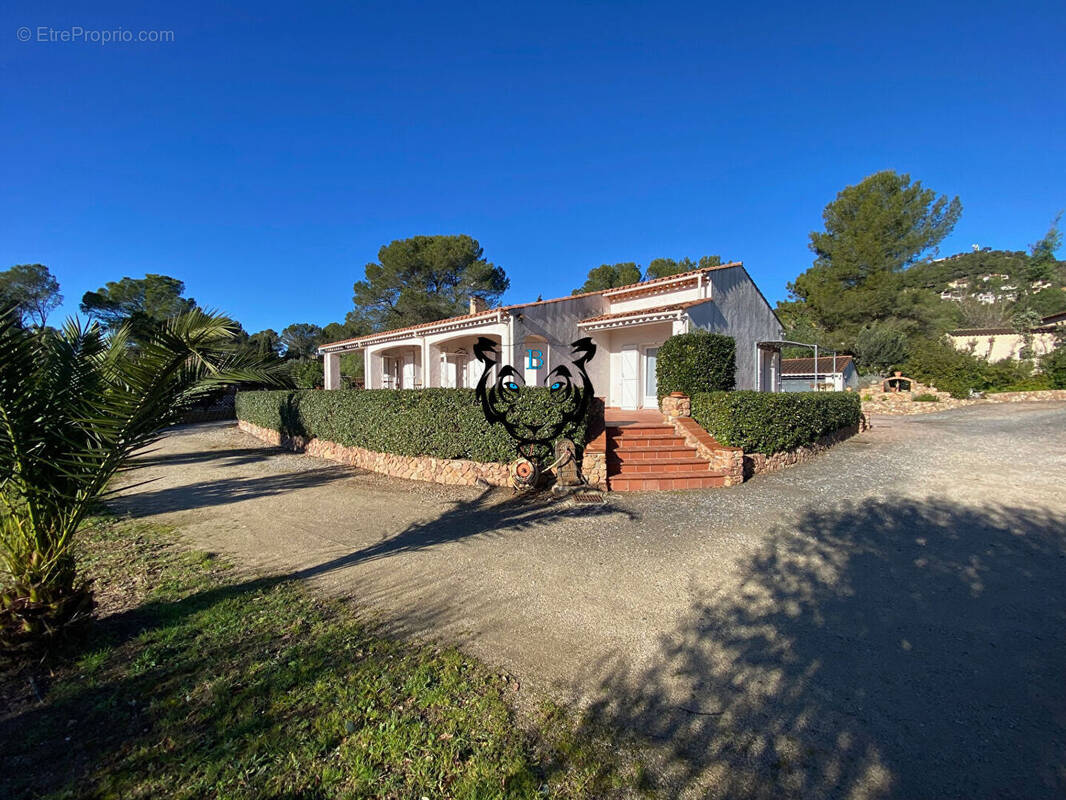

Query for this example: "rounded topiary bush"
[656,331,736,398]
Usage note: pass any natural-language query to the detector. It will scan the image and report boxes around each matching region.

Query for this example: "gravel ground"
[112,402,1066,799]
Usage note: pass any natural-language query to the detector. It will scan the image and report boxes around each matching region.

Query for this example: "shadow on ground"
[2,488,631,798]
[290,487,631,577]
[575,497,1066,799]
[111,463,355,515]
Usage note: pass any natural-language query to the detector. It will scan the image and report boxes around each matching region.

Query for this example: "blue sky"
[3,1,1063,333]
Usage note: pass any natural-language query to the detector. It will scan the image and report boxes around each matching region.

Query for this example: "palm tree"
[0,307,288,647]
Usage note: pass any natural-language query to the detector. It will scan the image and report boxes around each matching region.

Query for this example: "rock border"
[237,420,610,491]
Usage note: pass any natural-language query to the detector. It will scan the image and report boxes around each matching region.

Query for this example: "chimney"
[469,296,488,314]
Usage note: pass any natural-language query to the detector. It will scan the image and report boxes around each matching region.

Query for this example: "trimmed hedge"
[656,332,736,398]
[691,391,861,454]
[235,388,588,464]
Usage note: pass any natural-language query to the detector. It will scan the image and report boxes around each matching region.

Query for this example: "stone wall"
[238,420,511,487]
[579,396,608,490]
[669,416,744,486]
[862,386,1066,416]
[983,389,1066,403]
[744,422,866,478]
[861,381,974,416]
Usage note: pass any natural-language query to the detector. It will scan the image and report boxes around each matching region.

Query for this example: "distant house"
[317,262,786,410]
[779,355,858,392]
[948,312,1064,361]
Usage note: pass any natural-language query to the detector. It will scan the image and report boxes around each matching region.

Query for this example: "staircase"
[606,422,729,491]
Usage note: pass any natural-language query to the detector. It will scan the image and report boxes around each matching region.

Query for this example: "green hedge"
[656,331,736,398]
[691,391,862,454]
[235,388,588,464]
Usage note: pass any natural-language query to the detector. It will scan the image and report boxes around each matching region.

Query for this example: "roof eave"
[317,309,510,354]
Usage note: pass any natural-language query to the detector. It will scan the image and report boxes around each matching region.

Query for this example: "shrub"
[691,391,861,454]
[656,331,735,398]
[985,375,1053,393]
[983,358,1034,391]
[235,388,588,464]
[288,358,324,389]
[901,338,987,398]
[854,322,910,372]
[912,393,939,402]
[1041,346,1066,389]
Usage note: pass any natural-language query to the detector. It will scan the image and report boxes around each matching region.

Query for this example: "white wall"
[604,323,673,407]
[694,266,784,391]
[949,331,1057,361]
[606,283,706,314]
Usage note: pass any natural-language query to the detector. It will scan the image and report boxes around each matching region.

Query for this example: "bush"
[1041,346,1066,389]
[985,375,1053,393]
[854,322,910,372]
[691,391,862,454]
[288,358,324,389]
[912,393,939,402]
[901,338,987,398]
[235,388,588,463]
[656,331,735,398]
[983,358,1035,390]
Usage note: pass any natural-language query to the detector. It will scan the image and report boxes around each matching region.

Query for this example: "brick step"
[609,470,728,491]
[608,435,689,449]
[605,424,674,437]
[608,458,714,475]
[614,441,695,454]
[608,450,705,463]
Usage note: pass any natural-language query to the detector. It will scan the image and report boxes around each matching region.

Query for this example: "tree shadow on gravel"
[110,464,355,515]
[575,497,1066,800]
[290,487,634,579]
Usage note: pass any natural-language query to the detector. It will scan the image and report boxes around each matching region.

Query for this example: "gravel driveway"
[113,402,1066,799]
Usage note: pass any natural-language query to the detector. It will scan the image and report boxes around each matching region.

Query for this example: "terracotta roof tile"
[949,326,1058,337]
[579,299,711,324]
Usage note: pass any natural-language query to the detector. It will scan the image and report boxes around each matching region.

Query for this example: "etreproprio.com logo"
[16,26,175,44]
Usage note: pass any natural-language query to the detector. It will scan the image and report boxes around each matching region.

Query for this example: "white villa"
[317,262,785,411]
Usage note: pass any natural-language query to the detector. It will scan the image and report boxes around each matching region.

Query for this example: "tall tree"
[280,323,324,359]
[1023,213,1062,286]
[0,264,62,327]
[644,255,723,281]
[352,235,508,330]
[248,329,283,359]
[788,170,962,336]
[573,263,641,294]
[80,274,197,335]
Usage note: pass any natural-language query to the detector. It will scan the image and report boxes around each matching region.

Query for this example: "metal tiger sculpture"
[473,336,596,489]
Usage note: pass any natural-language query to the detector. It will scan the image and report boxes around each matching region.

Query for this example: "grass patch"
[1,519,652,799]
[912,393,940,402]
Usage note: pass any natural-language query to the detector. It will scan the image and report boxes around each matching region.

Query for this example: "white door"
[620,346,639,410]
[440,354,456,388]
[455,354,468,388]
[643,347,659,409]
[402,355,416,389]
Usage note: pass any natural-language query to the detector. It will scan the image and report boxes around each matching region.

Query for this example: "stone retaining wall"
[744,421,867,478]
[669,416,744,486]
[238,420,511,487]
[983,389,1066,403]
[862,386,1066,416]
